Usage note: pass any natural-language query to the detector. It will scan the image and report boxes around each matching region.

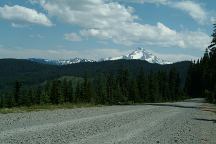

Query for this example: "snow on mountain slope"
[101,48,172,65]
[28,48,172,65]
[28,58,95,65]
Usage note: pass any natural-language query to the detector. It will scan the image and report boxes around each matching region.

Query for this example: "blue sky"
[0,0,215,62]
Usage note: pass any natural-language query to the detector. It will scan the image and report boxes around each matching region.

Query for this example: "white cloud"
[0,5,52,26]
[39,0,137,29]
[173,1,207,24]
[122,0,211,24]
[11,23,28,28]
[120,0,169,5]
[81,22,210,50]
[178,31,210,49]
[64,33,82,42]
[33,0,210,50]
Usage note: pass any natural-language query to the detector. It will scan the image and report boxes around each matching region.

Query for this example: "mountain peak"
[102,48,172,65]
[29,48,172,65]
[136,47,144,50]
[136,47,147,51]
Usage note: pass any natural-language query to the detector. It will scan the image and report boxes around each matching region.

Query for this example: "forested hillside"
[0,59,59,90]
[0,67,186,108]
[0,59,190,91]
[185,23,216,103]
[0,58,191,108]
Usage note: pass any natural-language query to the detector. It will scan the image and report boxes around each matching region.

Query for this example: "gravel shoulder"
[0,98,216,144]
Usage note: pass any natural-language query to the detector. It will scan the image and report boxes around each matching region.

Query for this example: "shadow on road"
[144,103,200,109]
[193,118,216,123]
[144,98,205,109]
[183,98,205,103]
[201,108,216,113]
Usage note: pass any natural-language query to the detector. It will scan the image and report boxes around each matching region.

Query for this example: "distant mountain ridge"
[28,58,95,65]
[29,48,172,65]
[101,48,172,65]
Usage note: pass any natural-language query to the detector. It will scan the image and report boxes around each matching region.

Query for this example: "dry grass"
[0,103,101,114]
[201,103,216,114]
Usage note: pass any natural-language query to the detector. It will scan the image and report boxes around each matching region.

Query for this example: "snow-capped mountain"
[28,58,95,65]
[29,48,172,65]
[101,48,172,65]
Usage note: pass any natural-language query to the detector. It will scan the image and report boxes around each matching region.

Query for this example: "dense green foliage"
[0,68,186,108]
[185,24,216,103]
[0,59,59,91]
[0,59,191,92]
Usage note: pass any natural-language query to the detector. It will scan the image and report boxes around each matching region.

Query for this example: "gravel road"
[0,98,216,144]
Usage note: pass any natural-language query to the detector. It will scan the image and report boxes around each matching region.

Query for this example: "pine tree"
[95,74,107,104]
[28,88,34,105]
[106,73,115,104]
[62,79,69,103]
[35,86,42,105]
[201,49,210,94]
[184,63,192,97]
[113,83,123,104]
[137,68,147,102]
[128,78,139,103]
[50,80,61,104]
[22,89,31,106]
[208,23,216,102]
[75,82,81,103]
[208,23,216,57]
[14,80,22,106]
[168,69,175,100]
[157,71,166,102]
[202,48,210,64]
[6,92,15,108]
[87,81,95,103]
[44,81,52,103]
[117,69,130,102]
[68,80,74,103]
[148,72,159,102]
[40,89,50,104]
[175,72,181,100]
[213,85,216,103]
[0,95,3,108]
[80,75,91,103]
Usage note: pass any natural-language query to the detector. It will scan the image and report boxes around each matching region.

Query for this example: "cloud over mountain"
[33,0,210,50]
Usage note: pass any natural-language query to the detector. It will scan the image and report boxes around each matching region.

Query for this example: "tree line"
[0,68,186,108]
[185,23,216,103]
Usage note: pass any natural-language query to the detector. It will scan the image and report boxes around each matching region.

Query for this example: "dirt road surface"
[0,98,216,144]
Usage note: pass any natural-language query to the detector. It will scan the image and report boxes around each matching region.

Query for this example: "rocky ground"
[0,98,216,144]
